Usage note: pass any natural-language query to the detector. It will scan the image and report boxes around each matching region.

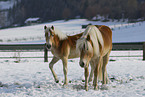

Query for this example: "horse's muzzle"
[80,61,85,68]
[46,44,51,49]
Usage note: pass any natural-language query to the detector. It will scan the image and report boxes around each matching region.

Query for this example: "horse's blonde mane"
[77,25,104,56]
[46,27,68,40]
[76,38,87,50]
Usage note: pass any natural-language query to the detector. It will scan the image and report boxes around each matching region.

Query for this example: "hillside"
[0,19,145,44]
[0,0,145,28]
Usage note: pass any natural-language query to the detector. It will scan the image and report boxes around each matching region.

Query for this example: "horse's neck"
[52,36,61,48]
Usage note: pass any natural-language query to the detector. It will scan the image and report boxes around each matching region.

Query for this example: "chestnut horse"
[44,25,83,85]
[76,25,112,91]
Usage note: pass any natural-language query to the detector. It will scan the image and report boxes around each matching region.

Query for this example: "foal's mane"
[77,25,104,56]
[46,26,68,40]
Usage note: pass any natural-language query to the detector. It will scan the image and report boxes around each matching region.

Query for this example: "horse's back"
[68,32,83,48]
[95,25,112,41]
[95,25,102,28]
[67,33,83,58]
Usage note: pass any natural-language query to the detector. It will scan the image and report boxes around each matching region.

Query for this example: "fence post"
[143,42,145,61]
[44,43,48,62]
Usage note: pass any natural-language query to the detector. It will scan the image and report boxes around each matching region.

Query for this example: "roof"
[25,18,40,23]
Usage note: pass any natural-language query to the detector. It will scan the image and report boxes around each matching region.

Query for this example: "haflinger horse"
[76,25,112,91]
[44,25,83,85]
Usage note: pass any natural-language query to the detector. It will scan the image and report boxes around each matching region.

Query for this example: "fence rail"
[0,44,45,50]
[0,42,143,50]
[0,42,145,61]
[112,42,143,50]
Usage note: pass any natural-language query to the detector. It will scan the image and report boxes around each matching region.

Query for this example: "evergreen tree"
[5,0,145,26]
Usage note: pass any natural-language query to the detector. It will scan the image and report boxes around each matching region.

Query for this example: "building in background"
[24,17,41,25]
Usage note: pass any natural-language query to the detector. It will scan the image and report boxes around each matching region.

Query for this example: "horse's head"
[77,35,94,68]
[44,25,56,48]
[44,25,67,48]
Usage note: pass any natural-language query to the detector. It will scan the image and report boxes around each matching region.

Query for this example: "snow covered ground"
[0,19,145,96]
[0,51,145,97]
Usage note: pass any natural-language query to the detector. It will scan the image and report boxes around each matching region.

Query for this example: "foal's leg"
[102,51,111,84]
[85,66,89,91]
[49,56,60,83]
[62,57,68,85]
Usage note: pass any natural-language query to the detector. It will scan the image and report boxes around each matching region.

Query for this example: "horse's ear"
[51,25,54,30]
[86,35,90,41]
[44,26,47,29]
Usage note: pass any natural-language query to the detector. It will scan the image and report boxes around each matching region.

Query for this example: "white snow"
[25,18,40,24]
[0,19,145,43]
[0,51,145,97]
[0,19,145,96]
[0,0,15,10]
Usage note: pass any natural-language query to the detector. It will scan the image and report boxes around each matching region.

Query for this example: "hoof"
[63,83,68,86]
[55,80,59,83]
[94,86,98,90]
[85,87,88,91]
[85,85,88,91]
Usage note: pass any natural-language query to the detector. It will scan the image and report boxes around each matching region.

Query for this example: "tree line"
[7,0,145,25]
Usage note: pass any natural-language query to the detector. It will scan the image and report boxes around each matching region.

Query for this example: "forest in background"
[0,0,145,27]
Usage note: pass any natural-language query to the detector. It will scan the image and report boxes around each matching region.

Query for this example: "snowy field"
[0,51,145,97]
[0,19,145,96]
[0,19,145,43]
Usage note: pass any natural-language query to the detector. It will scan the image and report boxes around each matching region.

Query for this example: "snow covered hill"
[0,19,145,43]
[0,0,15,10]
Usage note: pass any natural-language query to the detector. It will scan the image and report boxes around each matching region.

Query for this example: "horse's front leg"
[85,66,89,91]
[62,57,68,85]
[89,60,95,82]
[93,56,102,90]
[49,56,60,83]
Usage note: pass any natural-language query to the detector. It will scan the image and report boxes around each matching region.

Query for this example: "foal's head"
[44,25,55,48]
[44,25,67,48]
[77,35,94,68]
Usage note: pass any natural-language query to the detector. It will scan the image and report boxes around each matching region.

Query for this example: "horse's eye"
[83,44,88,51]
[83,44,85,50]
[51,34,54,37]
[86,47,88,51]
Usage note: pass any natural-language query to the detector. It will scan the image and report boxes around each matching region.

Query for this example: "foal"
[44,25,83,85]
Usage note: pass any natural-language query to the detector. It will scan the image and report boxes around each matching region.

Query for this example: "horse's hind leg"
[102,51,111,84]
[49,56,60,83]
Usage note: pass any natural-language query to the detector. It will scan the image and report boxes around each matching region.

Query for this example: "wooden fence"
[0,42,145,61]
